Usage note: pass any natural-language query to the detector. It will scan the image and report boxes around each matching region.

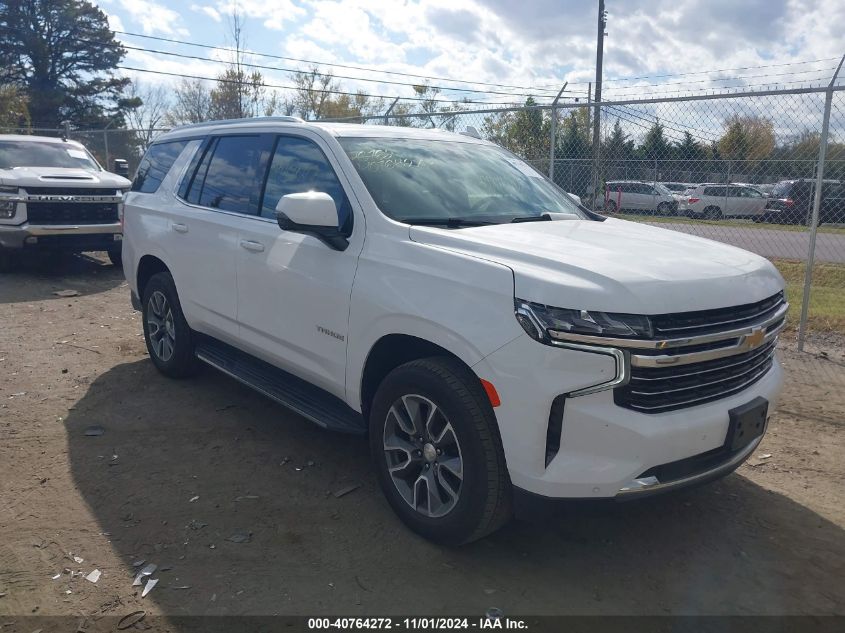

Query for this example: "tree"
[482,97,549,160]
[603,119,633,161]
[290,66,336,120]
[639,121,670,161]
[0,84,30,128]
[676,131,705,163]
[289,66,383,121]
[0,0,132,127]
[717,114,775,166]
[124,81,171,149]
[209,67,266,120]
[166,79,212,125]
[206,9,271,120]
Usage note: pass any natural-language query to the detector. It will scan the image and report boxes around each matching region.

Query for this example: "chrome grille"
[651,291,785,337]
[615,292,786,413]
[615,338,777,412]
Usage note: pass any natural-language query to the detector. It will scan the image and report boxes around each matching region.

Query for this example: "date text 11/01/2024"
[307,617,528,630]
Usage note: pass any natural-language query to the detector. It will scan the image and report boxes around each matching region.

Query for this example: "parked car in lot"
[763,179,845,225]
[124,117,786,544]
[604,180,678,214]
[678,184,769,219]
[735,182,775,197]
[0,135,131,270]
[660,181,697,193]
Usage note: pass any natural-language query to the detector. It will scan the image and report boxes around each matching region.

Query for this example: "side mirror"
[113,159,130,178]
[275,192,348,251]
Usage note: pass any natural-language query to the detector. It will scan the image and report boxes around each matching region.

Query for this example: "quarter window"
[260,136,351,232]
[132,140,189,193]
[184,135,273,215]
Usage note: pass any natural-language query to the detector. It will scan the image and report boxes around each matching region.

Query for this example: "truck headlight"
[0,198,16,219]
[515,299,653,343]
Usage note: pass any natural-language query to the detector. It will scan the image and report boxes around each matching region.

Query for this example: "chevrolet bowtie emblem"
[746,328,765,349]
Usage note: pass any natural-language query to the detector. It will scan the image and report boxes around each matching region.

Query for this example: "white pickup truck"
[0,135,131,269]
[122,117,785,544]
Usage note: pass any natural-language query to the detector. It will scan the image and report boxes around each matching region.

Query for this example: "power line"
[116,43,558,100]
[116,65,533,107]
[113,29,565,96]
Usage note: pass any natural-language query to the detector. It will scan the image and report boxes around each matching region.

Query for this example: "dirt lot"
[1,253,844,621]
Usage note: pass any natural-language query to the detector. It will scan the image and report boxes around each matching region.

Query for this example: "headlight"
[0,198,16,219]
[515,299,653,343]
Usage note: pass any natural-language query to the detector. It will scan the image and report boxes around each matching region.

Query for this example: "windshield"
[338,137,585,224]
[654,183,673,195]
[0,140,100,171]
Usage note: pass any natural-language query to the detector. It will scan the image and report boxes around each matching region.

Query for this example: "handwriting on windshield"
[348,149,426,171]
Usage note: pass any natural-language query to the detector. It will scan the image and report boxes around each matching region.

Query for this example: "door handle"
[171,222,188,233]
[239,239,265,253]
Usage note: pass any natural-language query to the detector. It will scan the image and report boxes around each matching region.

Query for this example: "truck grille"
[24,187,118,196]
[651,292,785,338]
[26,202,119,225]
[615,292,786,413]
[615,338,777,413]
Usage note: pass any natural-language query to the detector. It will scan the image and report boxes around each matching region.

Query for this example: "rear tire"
[107,246,122,267]
[141,272,200,378]
[703,206,722,220]
[369,357,512,545]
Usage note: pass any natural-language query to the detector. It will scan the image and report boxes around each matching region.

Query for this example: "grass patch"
[616,213,845,235]
[770,258,845,333]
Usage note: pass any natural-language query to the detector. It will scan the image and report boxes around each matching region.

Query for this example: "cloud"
[118,0,188,36]
[191,4,222,22]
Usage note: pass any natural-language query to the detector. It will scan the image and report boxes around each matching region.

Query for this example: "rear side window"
[184,135,273,215]
[260,136,350,230]
[132,140,189,193]
[703,186,723,196]
[771,182,792,197]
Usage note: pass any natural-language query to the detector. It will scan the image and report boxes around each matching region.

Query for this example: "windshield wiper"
[510,215,551,223]
[403,217,494,227]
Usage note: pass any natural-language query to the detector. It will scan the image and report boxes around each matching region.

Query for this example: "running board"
[195,338,366,435]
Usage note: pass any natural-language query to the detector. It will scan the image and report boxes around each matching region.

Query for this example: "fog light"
[25,236,37,244]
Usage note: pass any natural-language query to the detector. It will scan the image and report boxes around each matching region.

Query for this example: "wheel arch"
[359,333,484,422]
[137,254,171,298]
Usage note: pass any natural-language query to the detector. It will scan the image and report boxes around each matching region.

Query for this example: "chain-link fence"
[3,83,844,383]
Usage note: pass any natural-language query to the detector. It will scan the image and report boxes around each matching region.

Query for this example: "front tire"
[657,202,673,216]
[369,358,512,545]
[141,272,199,378]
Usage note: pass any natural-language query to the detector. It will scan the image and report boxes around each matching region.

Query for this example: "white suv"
[123,117,786,544]
[679,183,768,219]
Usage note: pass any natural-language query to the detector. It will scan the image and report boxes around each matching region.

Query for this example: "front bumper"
[472,333,783,499]
[0,222,122,251]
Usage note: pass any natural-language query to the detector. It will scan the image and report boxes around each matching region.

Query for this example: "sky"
[99,0,845,110]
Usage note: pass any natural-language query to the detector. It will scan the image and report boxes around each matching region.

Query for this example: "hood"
[0,166,131,189]
[409,218,784,314]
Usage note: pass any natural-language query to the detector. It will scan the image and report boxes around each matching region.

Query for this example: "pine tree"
[0,0,133,127]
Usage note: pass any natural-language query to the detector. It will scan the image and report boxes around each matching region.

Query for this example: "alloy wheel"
[383,394,464,518]
[147,290,176,362]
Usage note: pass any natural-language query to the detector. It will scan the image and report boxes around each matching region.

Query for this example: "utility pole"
[590,0,607,208]
[586,82,592,144]
[548,82,567,182]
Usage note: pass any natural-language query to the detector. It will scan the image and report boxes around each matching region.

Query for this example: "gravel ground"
[0,252,843,621]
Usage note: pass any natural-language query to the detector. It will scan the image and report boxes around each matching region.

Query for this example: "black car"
[764,179,845,225]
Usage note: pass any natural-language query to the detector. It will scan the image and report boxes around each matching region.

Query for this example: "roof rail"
[171,116,305,132]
